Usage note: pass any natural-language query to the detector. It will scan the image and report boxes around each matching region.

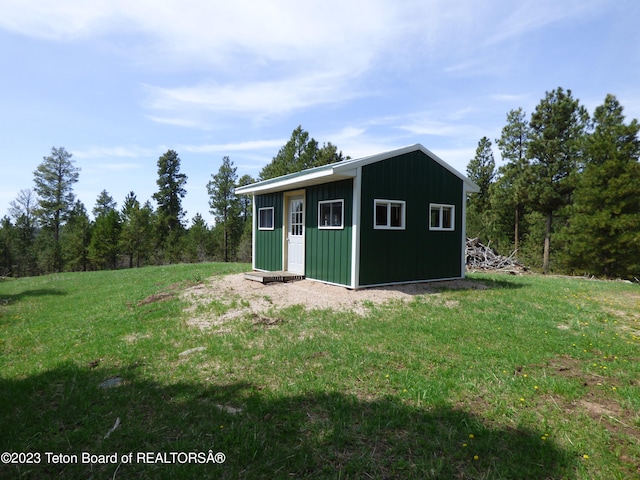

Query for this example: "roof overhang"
[235,166,357,195]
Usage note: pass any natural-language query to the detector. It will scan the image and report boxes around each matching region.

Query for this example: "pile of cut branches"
[466,238,526,274]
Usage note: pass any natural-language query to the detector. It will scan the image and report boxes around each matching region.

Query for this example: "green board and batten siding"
[242,144,477,289]
[305,179,353,286]
[254,192,283,271]
[358,150,463,286]
[253,181,353,286]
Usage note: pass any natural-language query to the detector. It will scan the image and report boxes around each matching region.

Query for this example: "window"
[318,199,344,229]
[374,199,405,229]
[258,207,274,230]
[429,204,455,231]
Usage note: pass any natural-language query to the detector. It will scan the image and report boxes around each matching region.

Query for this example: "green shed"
[235,144,480,289]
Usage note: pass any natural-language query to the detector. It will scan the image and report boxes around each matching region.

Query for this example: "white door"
[287,196,304,274]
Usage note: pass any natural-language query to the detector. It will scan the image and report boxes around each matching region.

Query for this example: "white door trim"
[284,191,305,274]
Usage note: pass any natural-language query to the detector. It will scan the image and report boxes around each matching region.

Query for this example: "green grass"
[1,265,639,479]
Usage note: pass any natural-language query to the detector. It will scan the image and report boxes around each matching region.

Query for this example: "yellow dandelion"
[473,455,479,461]
[469,434,474,439]
[582,454,589,459]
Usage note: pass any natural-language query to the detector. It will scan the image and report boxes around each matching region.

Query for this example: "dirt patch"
[181,273,486,330]
[137,292,175,306]
[539,355,639,443]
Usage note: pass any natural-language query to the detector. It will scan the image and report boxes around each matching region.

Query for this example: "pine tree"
[8,189,38,276]
[259,126,347,180]
[527,88,589,273]
[93,190,117,218]
[33,146,80,271]
[88,191,121,269]
[562,94,640,278]
[0,216,16,276]
[120,192,141,268]
[237,174,255,223]
[466,137,495,240]
[185,213,211,263]
[494,108,531,253]
[152,150,187,261]
[62,201,92,272]
[120,195,154,268]
[236,174,255,263]
[207,156,241,262]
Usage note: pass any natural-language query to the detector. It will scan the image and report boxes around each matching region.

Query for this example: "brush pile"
[465,238,526,274]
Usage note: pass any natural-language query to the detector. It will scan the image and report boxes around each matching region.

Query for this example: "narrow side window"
[258,207,274,230]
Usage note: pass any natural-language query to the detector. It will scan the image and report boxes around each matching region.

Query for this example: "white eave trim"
[235,168,356,195]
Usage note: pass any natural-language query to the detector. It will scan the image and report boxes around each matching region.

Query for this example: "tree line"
[0,126,345,277]
[6,92,635,281]
[466,87,640,279]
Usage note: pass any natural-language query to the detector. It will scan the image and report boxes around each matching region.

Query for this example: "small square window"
[429,204,455,231]
[258,207,274,230]
[318,200,344,229]
[374,199,405,230]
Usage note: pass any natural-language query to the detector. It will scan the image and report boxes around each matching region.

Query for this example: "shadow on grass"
[1,363,577,479]
[0,288,67,306]
[364,275,527,299]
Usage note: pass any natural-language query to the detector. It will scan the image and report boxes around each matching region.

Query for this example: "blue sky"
[1,0,639,225]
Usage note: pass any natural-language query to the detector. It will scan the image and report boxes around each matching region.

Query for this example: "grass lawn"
[1,264,639,479]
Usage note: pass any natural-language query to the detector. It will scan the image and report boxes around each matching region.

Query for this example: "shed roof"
[235,143,480,195]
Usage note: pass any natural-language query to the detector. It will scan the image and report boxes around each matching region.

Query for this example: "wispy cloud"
[180,139,287,154]
[73,145,154,159]
[483,0,605,47]
[144,71,369,121]
[144,116,206,129]
[489,93,532,103]
[1,0,611,128]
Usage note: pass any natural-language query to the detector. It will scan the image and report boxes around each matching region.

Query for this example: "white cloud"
[73,145,154,159]
[144,70,370,120]
[489,93,532,103]
[0,1,400,66]
[180,139,286,154]
[145,116,207,129]
[398,120,458,137]
[483,0,605,47]
[0,0,121,39]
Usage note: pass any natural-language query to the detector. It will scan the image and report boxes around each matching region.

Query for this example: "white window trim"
[374,199,406,230]
[429,203,455,231]
[318,199,345,230]
[258,206,274,230]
